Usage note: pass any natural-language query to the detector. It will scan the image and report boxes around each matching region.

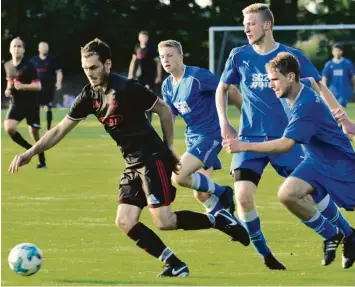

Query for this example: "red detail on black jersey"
[99,114,123,127]
[37,68,48,72]
[93,101,100,109]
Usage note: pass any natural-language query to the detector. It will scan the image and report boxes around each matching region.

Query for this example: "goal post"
[209,24,355,75]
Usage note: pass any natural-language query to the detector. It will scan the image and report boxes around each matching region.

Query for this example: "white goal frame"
[209,24,355,74]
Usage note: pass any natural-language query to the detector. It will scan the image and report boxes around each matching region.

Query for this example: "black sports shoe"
[219,186,235,214]
[157,263,189,278]
[322,232,344,266]
[214,209,250,246]
[263,253,286,270]
[36,163,47,169]
[342,228,355,269]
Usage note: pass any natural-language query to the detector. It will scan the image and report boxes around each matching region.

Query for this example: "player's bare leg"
[234,179,285,270]
[115,203,189,278]
[4,119,32,150]
[172,152,235,213]
[278,177,344,266]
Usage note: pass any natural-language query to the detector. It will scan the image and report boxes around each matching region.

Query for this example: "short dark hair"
[266,52,300,82]
[332,43,343,51]
[139,30,149,36]
[81,38,111,64]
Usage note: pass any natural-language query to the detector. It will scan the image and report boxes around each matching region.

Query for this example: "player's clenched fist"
[332,108,355,141]
[222,138,244,153]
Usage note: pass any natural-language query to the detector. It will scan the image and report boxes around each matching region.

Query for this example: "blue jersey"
[322,58,355,105]
[280,78,312,121]
[162,65,221,140]
[221,43,321,137]
[283,84,355,180]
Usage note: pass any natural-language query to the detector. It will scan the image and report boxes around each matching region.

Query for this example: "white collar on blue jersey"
[290,84,304,107]
[332,57,344,64]
[252,42,280,55]
[172,65,186,85]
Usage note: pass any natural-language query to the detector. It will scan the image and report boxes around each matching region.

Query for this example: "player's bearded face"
[82,55,110,87]
[243,13,266,45]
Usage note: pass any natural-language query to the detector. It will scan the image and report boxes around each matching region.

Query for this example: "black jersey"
[133,44,157,80]
[30,55,61,90]
[4,59,40,105]
[67,73,171,166]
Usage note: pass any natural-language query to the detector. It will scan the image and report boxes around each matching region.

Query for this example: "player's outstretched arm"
[216,81,237,139]
[8,117,79,173]
[313,80,355,137]
[222,137,295,154]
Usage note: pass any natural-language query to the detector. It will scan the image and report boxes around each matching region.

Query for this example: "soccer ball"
[8,243,43,276]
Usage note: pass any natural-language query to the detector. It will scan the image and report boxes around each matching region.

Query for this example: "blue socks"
[191,172,225,196]
[316,195,353,237]
[240,209,270,257]
[301,211,338,240]
[201,194,223,214]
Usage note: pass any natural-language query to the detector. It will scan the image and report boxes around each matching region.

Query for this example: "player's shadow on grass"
[58,279,199,285]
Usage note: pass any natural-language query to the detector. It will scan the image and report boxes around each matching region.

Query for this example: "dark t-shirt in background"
[4,59,40,105]
[133,44,157,81]
[31,55,61,91]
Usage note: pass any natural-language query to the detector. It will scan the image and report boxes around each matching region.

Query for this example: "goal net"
[209,24,355,76]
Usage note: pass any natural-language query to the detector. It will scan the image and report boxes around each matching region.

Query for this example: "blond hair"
[266,52,300,82]
[158,40,183,54]
[242,3,274,27]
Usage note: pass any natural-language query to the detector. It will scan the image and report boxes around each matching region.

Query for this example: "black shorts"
[6,104,41,128]
[38,88,55,106]
[118,156,177,209]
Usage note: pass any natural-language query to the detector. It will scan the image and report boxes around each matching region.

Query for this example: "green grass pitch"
[2,105,355,286]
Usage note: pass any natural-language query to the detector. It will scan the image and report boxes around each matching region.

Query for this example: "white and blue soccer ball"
[8,243,43,276]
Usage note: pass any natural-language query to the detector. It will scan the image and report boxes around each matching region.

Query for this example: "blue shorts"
[186,136,222,170]
[230,136,303,177]
[291,160,355,211]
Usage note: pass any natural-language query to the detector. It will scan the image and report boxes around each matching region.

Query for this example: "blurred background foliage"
[2,0,355,98]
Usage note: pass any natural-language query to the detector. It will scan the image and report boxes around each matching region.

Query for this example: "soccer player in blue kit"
[158,39,243,220]
[223,52,355,269]
[322,43,355,108]
[216,3,355,269]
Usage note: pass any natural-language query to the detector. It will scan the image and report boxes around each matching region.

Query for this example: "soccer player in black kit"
[128,31,162,122]
[4,37,46,168]
[31,41,63,130]
[9,38,249,278]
